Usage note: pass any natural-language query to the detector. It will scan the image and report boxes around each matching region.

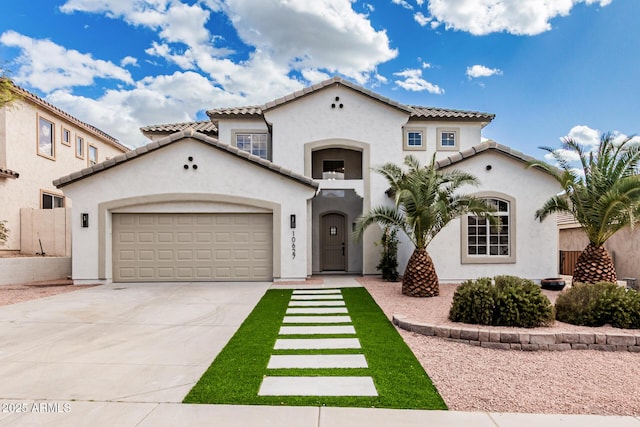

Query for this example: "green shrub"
[0,220,8,244]
[449,278,495,325]
[449,276,554,328]
[555,282,640,329]
[376,226,399,282]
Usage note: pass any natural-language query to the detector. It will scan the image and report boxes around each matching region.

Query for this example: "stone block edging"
[392,314,640,352]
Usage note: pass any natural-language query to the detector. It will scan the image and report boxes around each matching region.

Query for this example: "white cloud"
[414,12,430,26]
[564,125,601,146]
[120,56,138,67]
[0,31,133,92]
[47,71,244,147]
[466,64,503,79]
[392,0,413,10]
[393,68,444,94]
[427,0,612,36]
[219,0,398,84]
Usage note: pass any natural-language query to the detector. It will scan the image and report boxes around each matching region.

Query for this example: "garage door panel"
[113,213,272,282]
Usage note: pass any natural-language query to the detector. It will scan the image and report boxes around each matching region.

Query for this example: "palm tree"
[355,155,495,297]
[530,133,640,283]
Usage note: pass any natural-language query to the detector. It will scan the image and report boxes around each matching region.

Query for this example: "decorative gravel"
[0,280,98,306]
[360,277,640,416]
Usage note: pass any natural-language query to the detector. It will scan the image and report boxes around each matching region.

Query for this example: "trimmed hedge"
[449,275,554,328]
[555,282,640,329]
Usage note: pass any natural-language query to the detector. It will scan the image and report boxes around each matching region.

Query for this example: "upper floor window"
[437,128,459,151]
[88,145,98,166]
[407,131,422,147]
[38,116,55,159]
[42,192,65,209]
[62,128,71,146]
[403,128,426,151]
[236,133,268,159]
[76,136,85,159]
[462,195,515,264]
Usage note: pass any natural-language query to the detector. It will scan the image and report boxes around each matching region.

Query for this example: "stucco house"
[0,82,128,256]
[54,77,560,283]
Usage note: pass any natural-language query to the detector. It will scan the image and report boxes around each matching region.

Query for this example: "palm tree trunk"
[402,248,439,297]
[572,243,617,284]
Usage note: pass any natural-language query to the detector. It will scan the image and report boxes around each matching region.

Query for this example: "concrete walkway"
[0,278,639,426]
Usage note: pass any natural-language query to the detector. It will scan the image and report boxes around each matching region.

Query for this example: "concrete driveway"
[0,282,270,403]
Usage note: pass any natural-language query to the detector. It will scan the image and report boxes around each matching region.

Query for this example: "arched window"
[462,194,516,264]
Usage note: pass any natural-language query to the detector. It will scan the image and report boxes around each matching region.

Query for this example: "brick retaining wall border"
[392,314,640,352]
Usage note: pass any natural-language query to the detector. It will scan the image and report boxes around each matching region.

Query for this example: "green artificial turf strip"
[183,287,447,409]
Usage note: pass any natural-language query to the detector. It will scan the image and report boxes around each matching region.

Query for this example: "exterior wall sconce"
[81,213,89,228]
[290,214,296,229]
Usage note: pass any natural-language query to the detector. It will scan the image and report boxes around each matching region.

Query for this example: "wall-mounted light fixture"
[81,213,89,228]
[290,214,296,229]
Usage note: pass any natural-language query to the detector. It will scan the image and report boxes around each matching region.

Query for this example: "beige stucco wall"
[560,226,640,280]
[0,98,127,251]
[59,137,317,282]
[425,151,561,282]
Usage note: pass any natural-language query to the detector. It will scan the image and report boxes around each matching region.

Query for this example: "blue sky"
[1,0,637,157]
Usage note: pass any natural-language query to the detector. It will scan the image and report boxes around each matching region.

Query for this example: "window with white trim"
[62,128,71,146]
[38,116,55,158]
[462,196,515,264]
[42,192,65,209]
[76,136,85,158]
[407,131,422,147]
[437,128,459,151]
[236,133,268,159]
[467,199,510,256]
[88,144,98,166]
[403,128,426,151]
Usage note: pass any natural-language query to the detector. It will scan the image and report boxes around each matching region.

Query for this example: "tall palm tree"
[530,133,640,283]
[355,155,495,297]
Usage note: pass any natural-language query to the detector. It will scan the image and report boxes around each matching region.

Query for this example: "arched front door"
[321,213,346,271]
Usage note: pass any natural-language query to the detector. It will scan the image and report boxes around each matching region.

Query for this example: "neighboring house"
[558,213,640,281]
[0,82,129,255]
[54,76,560,283]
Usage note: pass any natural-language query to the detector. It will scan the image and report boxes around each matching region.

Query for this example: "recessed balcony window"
[322,160,345,180]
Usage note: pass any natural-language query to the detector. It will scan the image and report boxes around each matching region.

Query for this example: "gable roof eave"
[53,130,318,190]
[435,140,557,177]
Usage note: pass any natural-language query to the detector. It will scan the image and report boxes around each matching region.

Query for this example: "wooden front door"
[321,213,346,271]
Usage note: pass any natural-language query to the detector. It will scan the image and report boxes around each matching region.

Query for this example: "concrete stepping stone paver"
[288,301,345,307]
[286,307,348,314]
[258,376,377,396]
[279,325,355,335]
[274,338,361,350]
[290,294,343,300]
[267,354,368,369]
[283,315,352,324]
[292,290,341,294]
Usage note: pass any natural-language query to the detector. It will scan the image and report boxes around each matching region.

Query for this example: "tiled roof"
[207,106,264,119]
[206,76,494,124]
[435,140,554,176]
[140,120,218,134]
[408,106,494,122]
[0,166,19,179]
[7,80,128,153]
[54,130,318,190]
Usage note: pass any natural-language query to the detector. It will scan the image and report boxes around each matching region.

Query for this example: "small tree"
[376,226,399,281]
[0,67,21,109]
[355,155,495,297]
[529,133,640,283]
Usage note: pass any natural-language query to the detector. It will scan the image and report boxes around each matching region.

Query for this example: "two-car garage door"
[112,213,273,282]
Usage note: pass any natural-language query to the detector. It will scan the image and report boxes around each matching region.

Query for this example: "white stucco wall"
[402,151,561,282]
[59,137,316,282]
[0,98,127,251]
